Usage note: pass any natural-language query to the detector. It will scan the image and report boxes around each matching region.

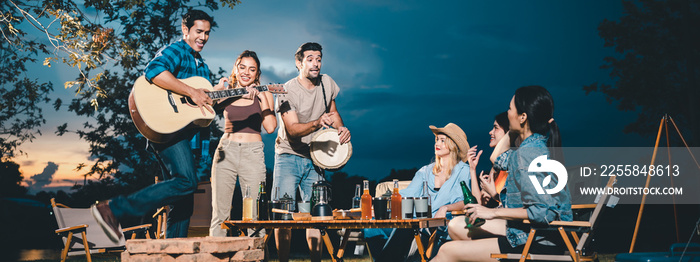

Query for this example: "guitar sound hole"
[181,97,196,107]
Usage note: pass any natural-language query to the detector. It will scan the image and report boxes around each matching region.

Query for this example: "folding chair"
[490,176,617,262]
[51,198,152,262]
[152,206,168,239]
[151,176,169,239]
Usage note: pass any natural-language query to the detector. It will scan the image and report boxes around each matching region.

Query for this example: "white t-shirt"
[275,75,340,158]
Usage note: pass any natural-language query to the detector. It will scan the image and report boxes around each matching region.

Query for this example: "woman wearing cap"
[364,123,473,261]
[400,123,473,217]
[433,86,572,262]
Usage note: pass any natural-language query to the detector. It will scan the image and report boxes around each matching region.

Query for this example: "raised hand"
[467,145,483,167]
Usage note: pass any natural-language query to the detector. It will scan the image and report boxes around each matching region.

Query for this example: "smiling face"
[182,19,211,52]
[434,134,451,158]
[296,50,322,80]
[488,120,506,148]
[235,57,259,87]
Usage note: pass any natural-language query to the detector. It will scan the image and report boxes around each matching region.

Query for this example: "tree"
[329,172,370,209]
[584,0,700,146]
[0,159,28,197]
[3,1,239,195]
[380,168,419,183]
[0,1,55,160]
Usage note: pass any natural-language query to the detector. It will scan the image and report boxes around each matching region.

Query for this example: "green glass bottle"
[460,181,485,228]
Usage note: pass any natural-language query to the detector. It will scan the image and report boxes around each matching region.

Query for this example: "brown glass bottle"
[361,180,372,220]
[390,179,402,219]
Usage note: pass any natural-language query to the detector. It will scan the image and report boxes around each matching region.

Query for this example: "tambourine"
[309,128,352,170]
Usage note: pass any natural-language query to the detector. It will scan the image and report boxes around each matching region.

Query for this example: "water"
[7,249,122,261]
[7,249,60,261]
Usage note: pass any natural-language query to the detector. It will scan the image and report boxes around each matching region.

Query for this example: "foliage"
[584,0,700,145]
[0,159,28,197]
[381,168,419,183]
[3,0,239,185]
[329,171,370,209]
[0,4,54,160]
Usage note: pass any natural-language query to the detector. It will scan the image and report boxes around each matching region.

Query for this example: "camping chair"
[490,175,617,262]
[153,206,168,239]
[51,198,152,262]
[152,176,169,239]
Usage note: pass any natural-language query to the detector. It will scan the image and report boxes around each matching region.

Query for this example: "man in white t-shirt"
[273,42,351,262]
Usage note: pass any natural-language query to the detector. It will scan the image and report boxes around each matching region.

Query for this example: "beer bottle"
[460,181,485,228]
[352,184,361,209]
[242,185,254,221]
[421,181,432,218]
[361,180,372,220]
[390,179,402,219]
[257,181,268,220]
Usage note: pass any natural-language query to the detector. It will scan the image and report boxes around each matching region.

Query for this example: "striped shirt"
[144,39,211,82]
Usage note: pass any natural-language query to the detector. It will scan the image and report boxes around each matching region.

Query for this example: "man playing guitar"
[91,9,240,241]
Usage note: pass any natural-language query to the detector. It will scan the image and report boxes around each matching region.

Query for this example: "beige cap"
[429,123,470,163]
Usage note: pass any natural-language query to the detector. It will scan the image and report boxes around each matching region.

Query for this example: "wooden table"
[222,218,446,262]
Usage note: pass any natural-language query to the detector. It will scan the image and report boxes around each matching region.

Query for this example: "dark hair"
[182,9,214,30]
[295,42,323,62]
[229,50,261,87]
[513,85,562,159]
[495,111,509,133]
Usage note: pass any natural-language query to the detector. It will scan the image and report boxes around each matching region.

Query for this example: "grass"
[14,252,371,262]
[12,228,618,261]
[12,251,617,262]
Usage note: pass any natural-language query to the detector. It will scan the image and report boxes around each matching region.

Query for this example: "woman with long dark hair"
[209,50,276,237]
[433,86,572,262]
[447,111,510,242]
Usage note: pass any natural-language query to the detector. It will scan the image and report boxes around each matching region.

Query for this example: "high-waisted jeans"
[209,140,266,237]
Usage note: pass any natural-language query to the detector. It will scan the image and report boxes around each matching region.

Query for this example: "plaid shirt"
[143,39,212,158]
[145,39,211,82]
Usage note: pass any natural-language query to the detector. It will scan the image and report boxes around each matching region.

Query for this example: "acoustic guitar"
[128,75,285,143]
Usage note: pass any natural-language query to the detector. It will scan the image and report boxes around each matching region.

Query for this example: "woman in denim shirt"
[433,86,572,262]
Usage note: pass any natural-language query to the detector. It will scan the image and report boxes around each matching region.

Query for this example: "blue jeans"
[271,153,321,202]
[110,137,199,238]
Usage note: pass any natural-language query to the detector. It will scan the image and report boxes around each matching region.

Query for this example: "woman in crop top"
[209,50,276,237]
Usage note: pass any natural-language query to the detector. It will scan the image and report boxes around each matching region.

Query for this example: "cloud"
[20,160,36,167]
[26,162,59,192]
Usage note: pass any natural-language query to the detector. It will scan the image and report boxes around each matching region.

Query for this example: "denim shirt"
[494,133,573,247]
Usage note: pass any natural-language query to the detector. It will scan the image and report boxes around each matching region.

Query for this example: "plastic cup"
[298,201,311,213]
[414,197,429,218]
[401,197,414,219]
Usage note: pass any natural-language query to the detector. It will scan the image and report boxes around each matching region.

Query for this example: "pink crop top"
[224,98,262,134]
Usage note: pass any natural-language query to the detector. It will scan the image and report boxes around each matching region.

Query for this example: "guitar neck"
[208,85,271,101]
